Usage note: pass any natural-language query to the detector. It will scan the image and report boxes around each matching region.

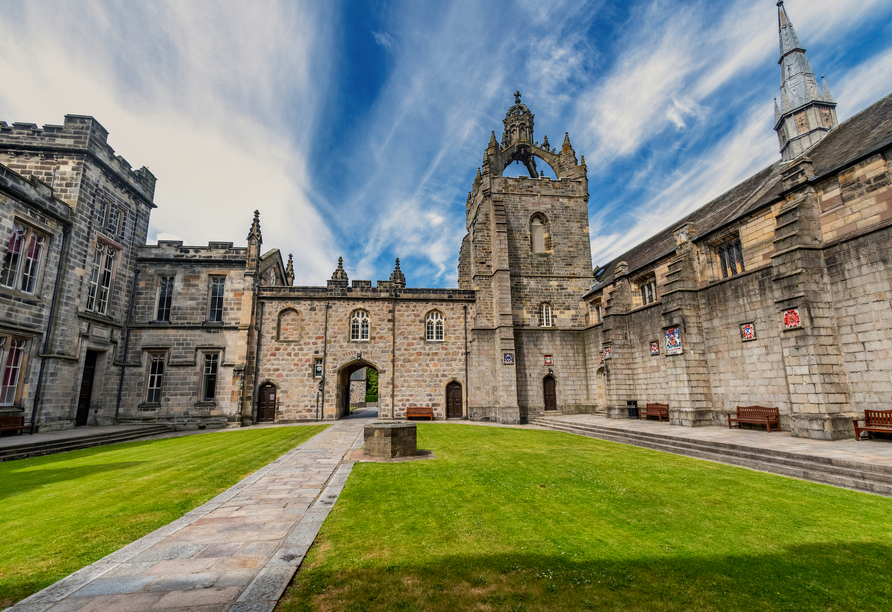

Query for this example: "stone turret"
[246,210,262,271]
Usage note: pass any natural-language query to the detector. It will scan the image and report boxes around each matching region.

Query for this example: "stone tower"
[774,0,838,161]
[459,93,595,422]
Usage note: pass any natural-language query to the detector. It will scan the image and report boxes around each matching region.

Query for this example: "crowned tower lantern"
[774,1,838,161]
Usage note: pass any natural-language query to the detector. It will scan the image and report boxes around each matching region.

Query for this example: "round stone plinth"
[364,421,417,459]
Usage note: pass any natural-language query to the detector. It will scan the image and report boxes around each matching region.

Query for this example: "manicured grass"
[0,424,327,608]
[280,425,892,612]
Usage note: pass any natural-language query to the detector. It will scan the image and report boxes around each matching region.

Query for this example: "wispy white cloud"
[373,31,396,51]
[0,0,339,284]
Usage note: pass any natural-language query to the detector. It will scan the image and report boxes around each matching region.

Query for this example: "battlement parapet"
[260,285,475,301]
[0,114,156,204]
[0,163,72,224]
[138,240,248,263]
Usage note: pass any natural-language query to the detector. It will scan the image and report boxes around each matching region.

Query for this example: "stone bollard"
[363,421,417,458]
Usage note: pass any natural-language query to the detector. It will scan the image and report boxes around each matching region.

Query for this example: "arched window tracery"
[425,311,445,342]
[351,310,370,342]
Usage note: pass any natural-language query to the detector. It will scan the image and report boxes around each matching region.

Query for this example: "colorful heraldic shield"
[665,327,682,355]
[503,352,514,365]
[741,323,756,341]
[784,308,801,329]
[604,347,611,360]
[544,355,553,366]
[650,341,660,356]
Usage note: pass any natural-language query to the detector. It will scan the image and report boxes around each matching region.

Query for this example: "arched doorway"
[596,367,607,412]
[543,375,557,411]
[336,360,379,419]
[446,382,463,419]
[257,383,277,422]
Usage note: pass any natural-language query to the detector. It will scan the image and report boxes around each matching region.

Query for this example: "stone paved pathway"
[9,412,372,612]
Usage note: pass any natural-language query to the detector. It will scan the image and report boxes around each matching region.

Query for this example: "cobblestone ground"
[9,412,373,612]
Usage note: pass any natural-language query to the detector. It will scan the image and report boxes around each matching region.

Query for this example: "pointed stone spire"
[822,76,835,103]
[580,154,586,167]
[773,1,837,161]
[331,257,348,282]
[285,254,294,284]
[489,131,498,148]
[775,98,781,123]
[247,210,262,242]
[562,132,572,150]
[542,135,549,150]
[389,258,406,288]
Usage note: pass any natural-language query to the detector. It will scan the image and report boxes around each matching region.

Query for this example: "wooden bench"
[853,410,892,441]
[406,406,434,421]
[727,406,780,432]
[639,403,670,422]
[0,415,36,436]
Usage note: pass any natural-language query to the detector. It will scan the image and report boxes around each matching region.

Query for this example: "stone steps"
[0,424,174,462]
[530,417,892,497]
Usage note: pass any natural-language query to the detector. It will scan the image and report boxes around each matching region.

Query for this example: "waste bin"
[627,400,639,419]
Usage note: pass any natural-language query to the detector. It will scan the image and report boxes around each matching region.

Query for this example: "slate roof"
[586,92,892,296]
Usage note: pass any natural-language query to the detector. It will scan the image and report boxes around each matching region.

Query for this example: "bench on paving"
[727,406,781,432]
[853,410,892,441]
[639,403,670,422]
[406,406,434,421]
[0,414,36,435]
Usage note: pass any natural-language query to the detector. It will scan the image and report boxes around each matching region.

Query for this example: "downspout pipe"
[115,268,140,418]
[251,300,264,425]
[463,304,469,421]
[391,294,397,420]
[31,224,71,429]
[320,301,329,421]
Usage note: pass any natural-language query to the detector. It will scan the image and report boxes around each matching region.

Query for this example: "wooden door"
[543,376,557,411]
[76,351,99,426]
[596,367,607,410]
[446,382,462,419]
[258,384,276,422]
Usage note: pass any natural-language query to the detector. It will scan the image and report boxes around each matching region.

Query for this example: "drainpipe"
[391,294,397,419]
[463,304,469,420]
[320,301,329,421]
[115,268,140,418]
[251,300,264,425]
[31,225,72,429]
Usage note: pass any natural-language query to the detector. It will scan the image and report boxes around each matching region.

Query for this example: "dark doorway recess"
[543,375,557,411]
[336,360,379,419]
[258,383,277,422]
[446,382,462,419]
[76,350,99,426]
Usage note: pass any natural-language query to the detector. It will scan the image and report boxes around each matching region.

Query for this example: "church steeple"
[774,1,838,161]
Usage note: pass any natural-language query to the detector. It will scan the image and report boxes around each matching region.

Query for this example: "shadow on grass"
[285,543,892,612]
[0,462,147,500]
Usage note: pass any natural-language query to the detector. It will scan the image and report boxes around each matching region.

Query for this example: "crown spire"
[331,257,348,282]
[389,258,406,288]
[285,254,294,284]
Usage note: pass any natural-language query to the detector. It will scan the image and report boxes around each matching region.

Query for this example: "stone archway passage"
[336,361,379,420]
[446,382,462,419]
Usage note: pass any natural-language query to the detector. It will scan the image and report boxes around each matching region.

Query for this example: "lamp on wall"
[356,351,362,360]
[548,368,553,375]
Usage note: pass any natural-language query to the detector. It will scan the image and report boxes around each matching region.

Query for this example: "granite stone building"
[0,2,890,439]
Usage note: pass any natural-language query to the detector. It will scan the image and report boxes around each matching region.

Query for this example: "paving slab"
[7,413,372,612]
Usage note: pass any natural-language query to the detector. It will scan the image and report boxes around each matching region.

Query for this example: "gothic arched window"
[426,311,445,342]
[350,310,370,342]
[531,217,546,253]
[540,303,553,328]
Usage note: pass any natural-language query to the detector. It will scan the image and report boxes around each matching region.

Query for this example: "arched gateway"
[336,360,379,419]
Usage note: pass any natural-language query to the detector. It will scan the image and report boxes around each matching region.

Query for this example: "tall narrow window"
[541,303,553,328]
[350,310,370,341]
[118,209,128,238]
[426,311,445,342]
[20,234,45,294]
[97,198,108,225]
[0,225,26,289]
[106,205,119,233]
[208,277,225,322]
[86,244,117,315]
[146,354,165,404]
[641,279,657,305]
[718,239,745,279]
[156,277,173,322]
[202,353,219,402]
[0,338,25,405]
[531,218,546,253]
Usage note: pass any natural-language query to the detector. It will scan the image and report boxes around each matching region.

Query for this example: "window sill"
[202,321,224,327]
[350,339,370,343]
[150,321,172,326]
[137,402,160,411]
[0,286,44,304]
[77,310,122,327]
[194,401,216,408]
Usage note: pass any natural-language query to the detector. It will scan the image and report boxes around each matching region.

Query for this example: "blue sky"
[2,0,891,287]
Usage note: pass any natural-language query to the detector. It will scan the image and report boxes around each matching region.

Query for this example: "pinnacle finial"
[390,257,406,288]
[247,209,262,242]
[514,90,522,104]
[285,254,294,281]
[489,131,498,147]
[331,257,348,282]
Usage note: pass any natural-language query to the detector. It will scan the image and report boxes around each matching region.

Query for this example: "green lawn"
[0,424,327,608]
[280,425,892,612]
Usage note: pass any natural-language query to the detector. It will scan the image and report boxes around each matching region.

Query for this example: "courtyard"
[3,418,890,611]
